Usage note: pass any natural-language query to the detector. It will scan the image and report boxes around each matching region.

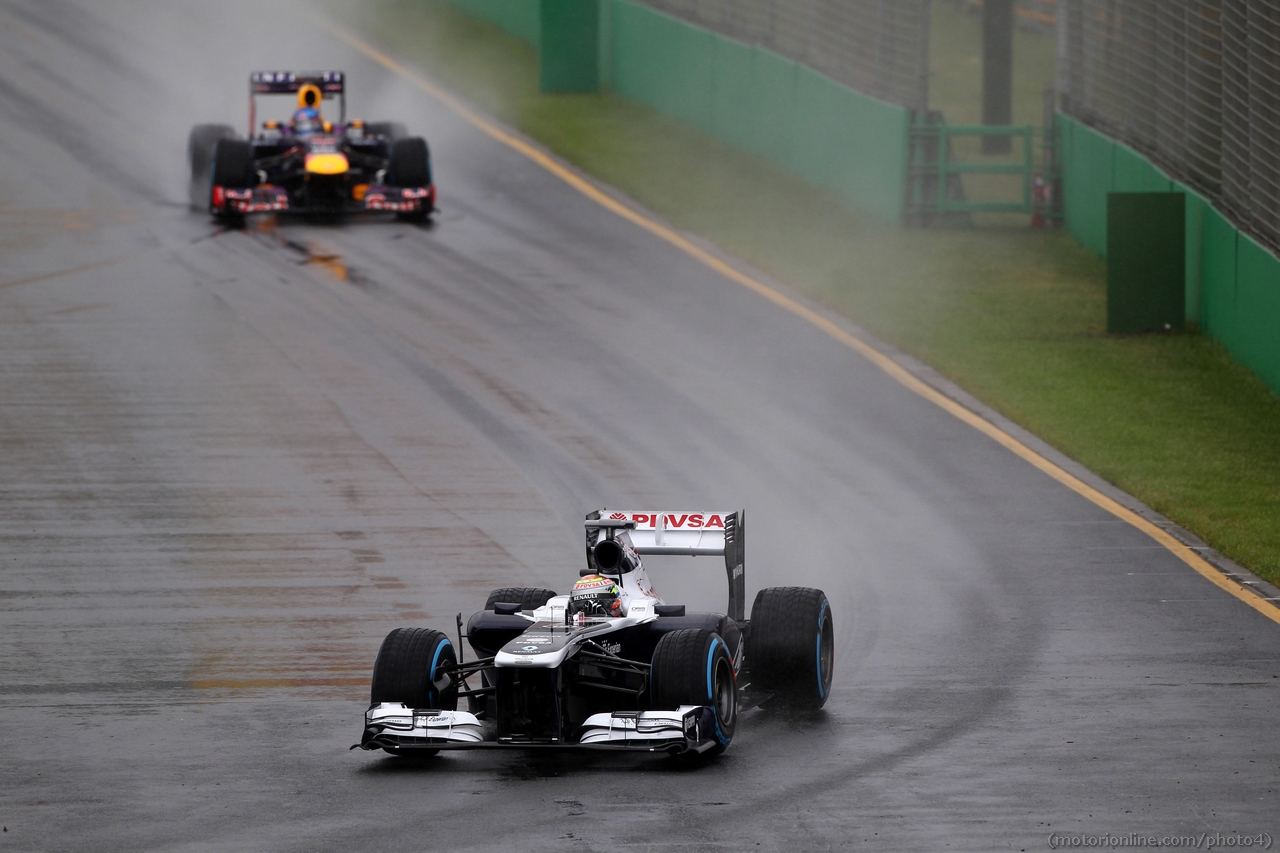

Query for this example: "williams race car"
[188,71,434,222]
[355,509,834,758]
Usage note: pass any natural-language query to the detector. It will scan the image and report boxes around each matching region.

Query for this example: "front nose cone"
[305,153,349,175]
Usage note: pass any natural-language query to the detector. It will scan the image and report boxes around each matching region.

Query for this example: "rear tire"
[209,139,254,224]
[650,628,736,755]
[747,587,834,709]
[210,138,254,189]
[187,124,236,208]
[370,627,458,711]
[483,587,557,611]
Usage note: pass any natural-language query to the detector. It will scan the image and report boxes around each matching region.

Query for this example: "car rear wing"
[248,71,346,134]
[585,510,746,622]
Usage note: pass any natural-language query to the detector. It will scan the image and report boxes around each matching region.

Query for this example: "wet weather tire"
[369,627,458,711]
[209,138,254,223]
[748,587,834,709]
[210,138,253,189]
[188,124,235,207]
[484,588,557,611]
[650,628,737,755]
[388,137,431,188]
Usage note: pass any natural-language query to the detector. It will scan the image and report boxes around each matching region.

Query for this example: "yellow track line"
[324,23,1280,627]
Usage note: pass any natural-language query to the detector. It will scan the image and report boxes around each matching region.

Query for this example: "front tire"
[388,137,431,187]
[747,587,834,709]
[369,627,457,758]
[209,139,254,224]
[388,137,433,221]
[650,628,737,755]
[370,627,458,710]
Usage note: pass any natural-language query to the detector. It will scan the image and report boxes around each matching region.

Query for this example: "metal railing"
[911,124,1035,213]
[1058,0,1280,253]
[907,118,1059,223]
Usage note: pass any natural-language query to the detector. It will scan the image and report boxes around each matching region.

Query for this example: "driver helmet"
[291,84,324,135]
[570,575,624,617]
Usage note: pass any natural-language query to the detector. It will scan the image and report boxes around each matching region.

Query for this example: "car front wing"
[217,184,434,216]
[356,703,723,755]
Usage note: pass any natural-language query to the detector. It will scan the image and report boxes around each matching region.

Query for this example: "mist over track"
[0,1,1276,850]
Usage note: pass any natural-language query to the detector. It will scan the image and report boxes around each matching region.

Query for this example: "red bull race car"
[355,509,835,759]
[188,71,434,223]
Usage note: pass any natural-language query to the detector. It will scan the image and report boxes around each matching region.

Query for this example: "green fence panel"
[1060,114,1112,257]
[791,66,838,186]
[1112,144,1173,193]
[820,85,908,224]
[709,34,755,145]
[668,15,716,132]
[1053,116,1280,391]
[748,47,797,165]
[1234,235,1280,390]
[608,1,665,109]
[597,0,613,89]
[449,0,539,45]
[1106,193,1185,333]
[608,1,713,131]
[857,96,910,224]
[464,0,908,224]
[825,84,864,206]
[1199,206,1239,345]
[1173,181,1210,327]
[539,0,598,92]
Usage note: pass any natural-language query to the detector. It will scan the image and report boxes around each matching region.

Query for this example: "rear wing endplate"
[586,510,745,622]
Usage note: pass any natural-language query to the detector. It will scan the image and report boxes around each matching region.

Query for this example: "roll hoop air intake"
[592,538,638,574]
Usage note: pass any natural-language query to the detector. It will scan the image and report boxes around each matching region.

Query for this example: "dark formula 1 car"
[187,71,434,223]
[355,509,835,758]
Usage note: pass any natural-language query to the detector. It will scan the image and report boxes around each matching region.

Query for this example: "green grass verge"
[336,0,1280,584]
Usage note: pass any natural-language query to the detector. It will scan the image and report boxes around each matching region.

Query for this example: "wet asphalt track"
[0,1,1278,850]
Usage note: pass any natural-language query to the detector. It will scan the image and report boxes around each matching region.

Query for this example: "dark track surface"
[0,2,1277,850]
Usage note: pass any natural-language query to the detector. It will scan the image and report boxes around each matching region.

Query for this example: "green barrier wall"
[448,0,539,45]
[1106,193,1185,333]
[748,48,798,167]
[443,2,1276,391]
[1200,207,1238,345]
[445,0,910,223]
[609,0,714,130]
[603,0,909,223]
[1235,235,1280,389]
[539,0,598,92]
[1061,113,1280,392]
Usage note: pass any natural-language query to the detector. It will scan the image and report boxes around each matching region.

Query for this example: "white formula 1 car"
[355,509,834,757]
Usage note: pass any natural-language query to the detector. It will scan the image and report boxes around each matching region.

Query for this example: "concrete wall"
[601,0,911,224]
[1060,113,1280,392]
[445,0,912,224]
[444,0,1280,394]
